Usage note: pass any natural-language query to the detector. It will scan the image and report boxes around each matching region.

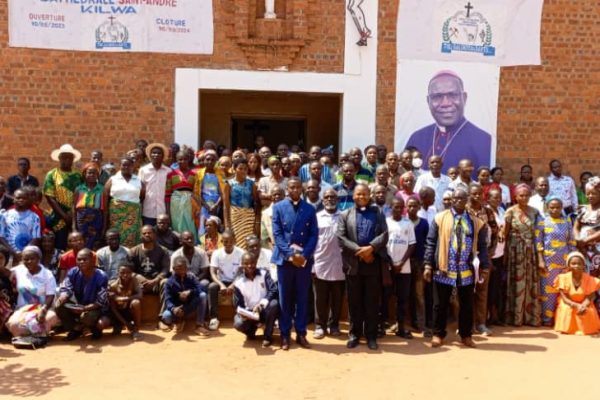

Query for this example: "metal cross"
[464,2,474,18]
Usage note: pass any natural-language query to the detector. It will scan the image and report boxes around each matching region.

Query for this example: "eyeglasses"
[428,91,463,104]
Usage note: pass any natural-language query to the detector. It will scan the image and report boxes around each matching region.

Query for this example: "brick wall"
[376,0,600,183]
[0,0,598,185]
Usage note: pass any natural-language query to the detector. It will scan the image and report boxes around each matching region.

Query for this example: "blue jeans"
[161,293,207,326]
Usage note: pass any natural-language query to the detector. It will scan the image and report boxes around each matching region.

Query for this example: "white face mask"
[412,158,423,169]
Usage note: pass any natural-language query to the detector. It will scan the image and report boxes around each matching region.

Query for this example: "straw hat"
[51,144,81,162]
[145,142,169,160]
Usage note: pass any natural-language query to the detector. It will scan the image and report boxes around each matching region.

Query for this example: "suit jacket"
[337,205,389,276]
[270,198,318,266]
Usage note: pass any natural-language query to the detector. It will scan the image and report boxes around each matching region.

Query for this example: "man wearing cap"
[43,144,83,250]
[138,143,172,226]
[405,70,492,173]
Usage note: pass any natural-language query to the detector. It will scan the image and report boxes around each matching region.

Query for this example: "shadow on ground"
[0,363,68,397]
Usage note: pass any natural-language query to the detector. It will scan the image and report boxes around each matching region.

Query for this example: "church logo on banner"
[96,17,131,50]
[440,2,495,57]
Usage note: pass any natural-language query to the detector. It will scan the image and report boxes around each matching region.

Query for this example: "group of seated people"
[0,136,599,352]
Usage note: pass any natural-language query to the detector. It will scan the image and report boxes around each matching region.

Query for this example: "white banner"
[9,0,214,54]
[397,0,543,66]
[395,60,500,173]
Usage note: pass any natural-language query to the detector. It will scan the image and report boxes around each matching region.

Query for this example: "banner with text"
[397,0,543,66]
[9,0,214,54]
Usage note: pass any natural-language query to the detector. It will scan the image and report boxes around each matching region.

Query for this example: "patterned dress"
[43,168,82,232]
[504,205,543,327]
[227,178,256,249]
[537,215,575,324]
[74,183,106,249]
[165,168,198,241]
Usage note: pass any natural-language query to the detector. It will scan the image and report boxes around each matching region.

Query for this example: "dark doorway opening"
[231,117,306,151]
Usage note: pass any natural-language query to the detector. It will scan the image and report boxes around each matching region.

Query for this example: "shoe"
[132,331,143,341]
[112,326,123,336]
[313,327,325,339]
[91,328,103,341]
[158,321,172,332]
[296,335,311,348]
[175,321,186,334]
[208,318,220,331]
[395,329,414,339]
[64,330,83,341]
[388,322,399,333]
[367,339,378,350]
[194,326,210,337]
[328,326,341,336]
[280,336,290,351]
[431,336,443,348]
[262,338,272,348]
[346,337,360,349]
[476,324,492,336]
[461,337,477,348]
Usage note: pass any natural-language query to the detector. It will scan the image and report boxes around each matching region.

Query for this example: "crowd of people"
[1,135,600,352]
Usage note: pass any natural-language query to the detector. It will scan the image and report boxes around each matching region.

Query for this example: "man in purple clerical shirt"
[405,70,491,175]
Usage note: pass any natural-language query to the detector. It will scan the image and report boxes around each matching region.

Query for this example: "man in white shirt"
[386,197,416,339]
[528,176,550,216]
[138,143,171,226]
[312,189,345,339]
[246,235,276,282]
[415,155,452,212]
[208,229,244,330]
[232,252,279,347]
[448,159,474,194]
[547,159,578,214]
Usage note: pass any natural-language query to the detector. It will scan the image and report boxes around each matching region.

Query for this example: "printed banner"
[395,59,500,173]
[397,0,543,66]
[9,0,214,54]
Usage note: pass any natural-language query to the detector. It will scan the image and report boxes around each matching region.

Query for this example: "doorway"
[231,117,306,151]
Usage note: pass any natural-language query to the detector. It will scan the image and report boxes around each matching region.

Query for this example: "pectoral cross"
[464,2,473,18]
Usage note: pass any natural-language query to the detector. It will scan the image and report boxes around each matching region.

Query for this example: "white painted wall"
[174,0,379,153]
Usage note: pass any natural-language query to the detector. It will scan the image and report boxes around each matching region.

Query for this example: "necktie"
[455,217,464,267]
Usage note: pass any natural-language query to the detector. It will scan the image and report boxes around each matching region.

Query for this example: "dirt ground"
[0,322,597,400]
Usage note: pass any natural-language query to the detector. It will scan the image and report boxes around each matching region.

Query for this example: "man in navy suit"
[271,177,318,350]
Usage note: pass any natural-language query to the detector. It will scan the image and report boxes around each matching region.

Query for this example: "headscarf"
[514,183,532,195]
[585,176,600,192]
[566,251,586,267]
[545,195,563,205]
[81,162,100,175]
[22,245,42,258]
[206,215,222,227]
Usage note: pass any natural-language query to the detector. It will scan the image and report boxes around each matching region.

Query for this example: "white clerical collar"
[437,125,447,133]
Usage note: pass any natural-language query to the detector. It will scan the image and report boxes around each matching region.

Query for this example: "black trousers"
[433,281,474,339]
[313,277,345,330]
[394,273,411,328]
[346,269,381,340]
[488,256,506,323]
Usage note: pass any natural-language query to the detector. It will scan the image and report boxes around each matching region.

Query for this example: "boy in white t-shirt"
[386,197,416,339]
[208,229,244,330]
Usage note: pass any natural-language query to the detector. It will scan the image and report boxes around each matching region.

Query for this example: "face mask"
[412,158,423,169]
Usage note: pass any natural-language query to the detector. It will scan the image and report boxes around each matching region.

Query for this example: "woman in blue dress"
[536,197,575,326]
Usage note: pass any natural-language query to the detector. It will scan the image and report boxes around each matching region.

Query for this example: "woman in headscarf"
[165,150,199,241]
[537,196,575,326]
[223,158,260,250]
[5,246,59,339]
[504,183,543,327]
[553,251,600,335]
[574,176,600,276]
[104,157,145,247]
[73,162,107,250]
